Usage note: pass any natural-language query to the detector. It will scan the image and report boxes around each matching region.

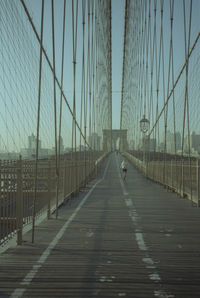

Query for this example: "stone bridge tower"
[103,129,128,152]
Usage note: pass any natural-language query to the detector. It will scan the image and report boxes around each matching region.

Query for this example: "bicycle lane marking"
[115,153,174,298]
[11,156,111,298]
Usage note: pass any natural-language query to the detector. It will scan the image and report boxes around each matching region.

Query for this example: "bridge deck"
[1,153,200,298]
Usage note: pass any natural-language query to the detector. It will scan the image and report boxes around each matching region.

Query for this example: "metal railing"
[124,152,200,207]
[0,151,106,246]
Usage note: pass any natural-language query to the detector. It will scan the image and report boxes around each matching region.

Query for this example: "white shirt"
[121,160,127,169]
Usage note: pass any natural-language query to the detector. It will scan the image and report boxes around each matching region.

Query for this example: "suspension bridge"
[1,0,200,297]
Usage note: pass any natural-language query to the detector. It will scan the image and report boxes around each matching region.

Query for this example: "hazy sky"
[0,0,125,153]
[25,0,125,129]
[111,0,125,129]
[1,0,200,154]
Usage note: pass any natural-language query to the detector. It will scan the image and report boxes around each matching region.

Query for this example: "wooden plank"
[0,154,200,297]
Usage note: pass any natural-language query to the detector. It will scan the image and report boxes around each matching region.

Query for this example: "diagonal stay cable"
[149,30,200,137]
[51,0,59,218]
[32,0,44,243]
[58,0,66,168]
[20,0,91,149]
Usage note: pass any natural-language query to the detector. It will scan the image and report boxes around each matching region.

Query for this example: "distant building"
[79,145,88,152]
[166,131,181,154]
[159,142,165,152]
[65,147,72,153]
[21,133,49,159]
[0,152,19,160]
[190,131,200,153]
[58,136,64,153]
[88,133,101,150]
[184,132,200,154]
[175,132,182,152]
[28,133,41,150]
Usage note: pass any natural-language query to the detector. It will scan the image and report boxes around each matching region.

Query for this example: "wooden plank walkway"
[1,152,200,298]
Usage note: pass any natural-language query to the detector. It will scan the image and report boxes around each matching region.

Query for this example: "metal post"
[63,160,66,197]
[181,158,184,197]
[197,159,200,207]
[171,159,173,189]
[71,160,74,194]
[16,156,23,245]
[47,161,51,219]
[143,134,146,175]
[55,172,59,219]
[143,134,145,162]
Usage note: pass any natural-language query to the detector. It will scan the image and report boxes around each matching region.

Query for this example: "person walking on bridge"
[120,159,128,180]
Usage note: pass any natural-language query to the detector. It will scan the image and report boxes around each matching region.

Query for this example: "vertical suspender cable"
[91,1,95,145]
[51,0,59,218]
[32,0,44,243]
[80,0,86,162]
[88,3,92,149]
[120,0,128,151]
[88,1,92,164]
[155,0,164,157]
[186,1,193,203]
[92,2,96,143]
[58,0,66,176]
[91,1,95,162]
[107,0,112,150]
[163,0,174,183]
[84,0,89,181]
[81,0,87,182]
[152,0,157,160]
[20,0,90,151]
[143,0,147,118]
[89,0,92,164]
[171,1,177,188]
[145,0,150,121]
[95,8,99,142]
[147,0,153,162]
[148,0,157,164]
[71,0,79,190]
[182,0,193,202]
[85,0,90,177]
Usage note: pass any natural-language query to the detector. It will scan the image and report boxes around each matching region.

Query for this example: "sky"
[0,0,200,155]
[1,0,124,153]
[120,0,200,148]
[24,0,125,129]
[23,0,125,138]
[111,0,125,129]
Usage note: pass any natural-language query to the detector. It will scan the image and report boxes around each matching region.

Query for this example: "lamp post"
[140,115,150,165]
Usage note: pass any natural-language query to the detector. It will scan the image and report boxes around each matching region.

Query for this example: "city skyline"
[0,1,200,157]
[1,128,200,160]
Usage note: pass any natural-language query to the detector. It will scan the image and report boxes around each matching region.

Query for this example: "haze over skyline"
[0,0,200,156]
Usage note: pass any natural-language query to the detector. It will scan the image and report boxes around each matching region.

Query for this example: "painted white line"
[86,231,94,238]
[11,289,26,298]
[135,232,148,251]
[143,257,156,269]
[11,157,110,298]
[119,176,128,196]
[150,273,161,282]
[21,264,41,285]
[103,155,111,178]
[115,155,171,298]
[127,210,138,224]
[125,198,133,207]
[154,290,175,297]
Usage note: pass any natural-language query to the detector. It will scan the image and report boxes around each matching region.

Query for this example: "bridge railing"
[124,152,200,207]
[0,151,106,246]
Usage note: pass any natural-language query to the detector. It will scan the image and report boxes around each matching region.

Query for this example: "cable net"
[121,0,200,157]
